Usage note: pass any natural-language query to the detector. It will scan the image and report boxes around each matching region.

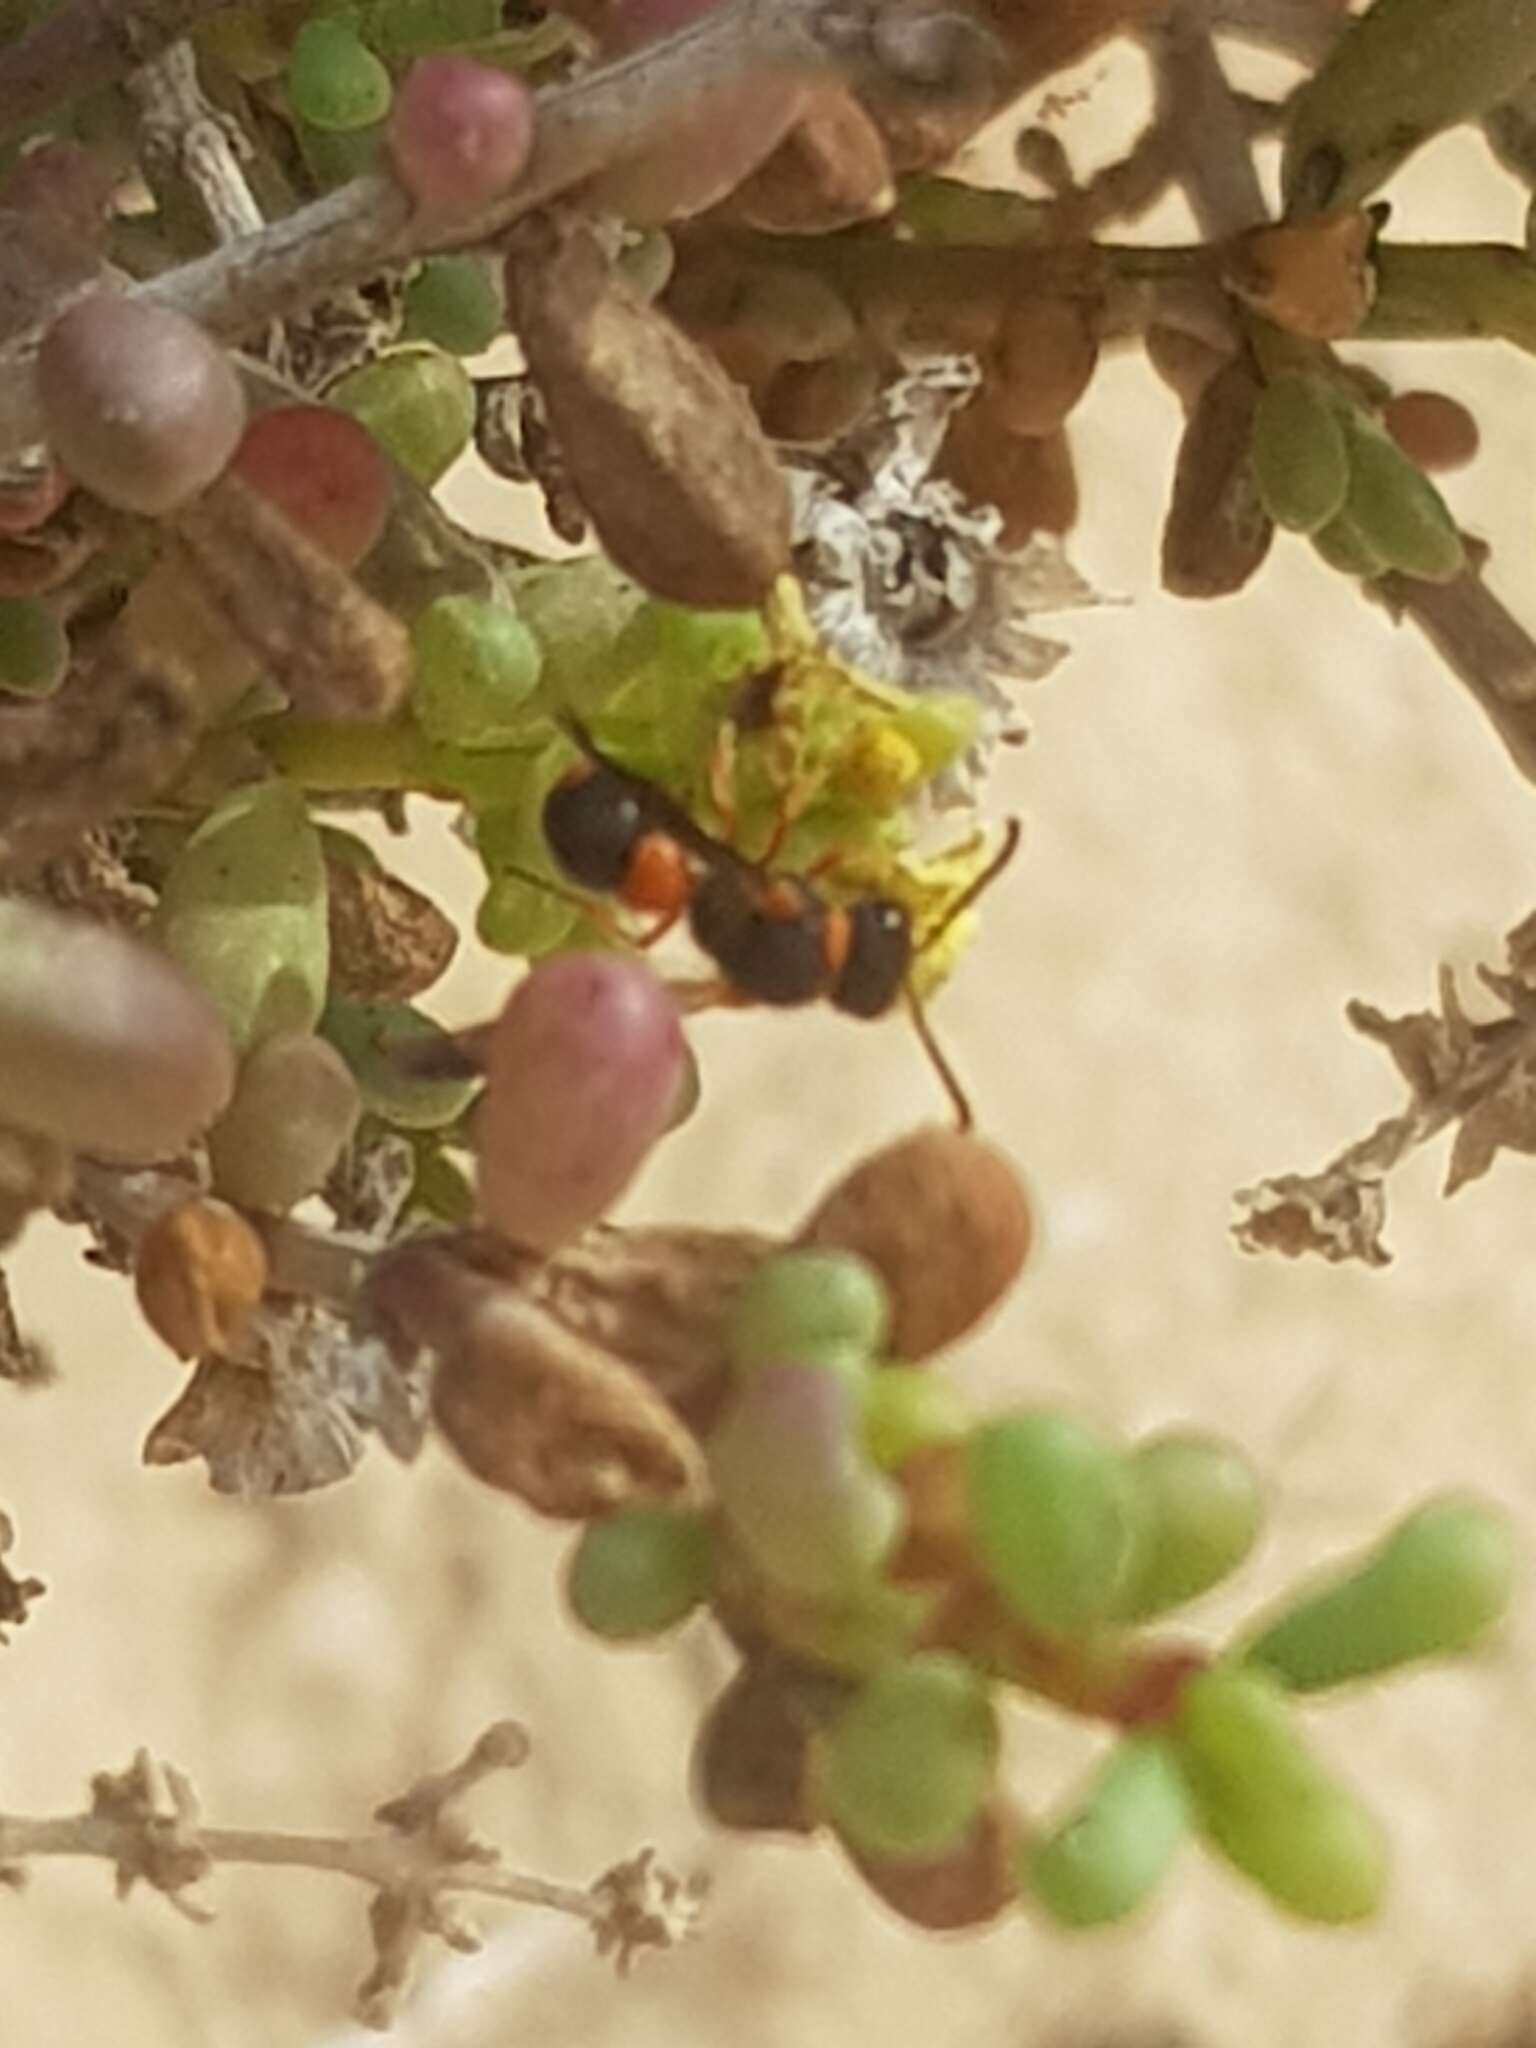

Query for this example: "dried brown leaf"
[1445,1060,1536,1192]
[505,214,792,607]
[325,849,457,1005]
[167,472,411,721]
[1231,1168,1392,1266]
[511,1223,773,1431]
[1237,919,1536,1259]
[1161,356,1274,599]
[368,1234,711,1518]
[1346,989,1472,1101]
[728,87,896,233]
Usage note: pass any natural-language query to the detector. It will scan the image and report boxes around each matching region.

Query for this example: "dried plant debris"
[787,357,1100,799]
[142,1296,429,1495]
[0,1508,44,1642]
[323,1122,419,1242]
[0,1266,56,1386]
[0,1724,701,2028]
[167,474,412,721]
[475,374,591,548]
[367,1232,717,1517]
[324,843,458,1005]
[88,1750,213,1913]
[505,212,793,607]
[14,826,155,926]
[1235,913,1536,1265]
[589,1848,709,1974]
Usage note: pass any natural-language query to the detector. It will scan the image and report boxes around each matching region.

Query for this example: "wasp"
[538,717,1019,1128]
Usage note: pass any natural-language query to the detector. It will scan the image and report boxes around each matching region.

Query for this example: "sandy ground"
[7,45,1536,2048]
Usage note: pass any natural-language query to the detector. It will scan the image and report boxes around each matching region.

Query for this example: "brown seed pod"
[505,214,792,607]
[843,1798,1022,1930]
[758,345,884,444]
[986,294,1099,437]
[798,1127,1033,1360]
[371,1236,708,1518]
[37,293,247,515]
[134,1195,269,1360]
[665,253,858,399]
[729,87,896,234]
[1143,323,1235,412]
[938,395,1078,546]
[1161,356,1274,600]
[692,1658,819,1834]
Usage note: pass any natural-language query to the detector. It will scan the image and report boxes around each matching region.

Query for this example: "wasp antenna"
[920,816,1024,958]
[904,980,974,1132]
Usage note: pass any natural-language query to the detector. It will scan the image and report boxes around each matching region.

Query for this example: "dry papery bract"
[58,1148,774,1503]
[1234,908,1536,1267]
[0,1724,705,2028]
[787,357,1101,795]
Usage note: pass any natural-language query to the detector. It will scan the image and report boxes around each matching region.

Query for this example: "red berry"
[230,405,394,566]
[387,57,536,219]
[1382,389,1480,474]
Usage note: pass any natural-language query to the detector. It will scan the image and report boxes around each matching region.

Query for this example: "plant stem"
[0,1809,601,1918]
[0,0,247,144]
[0,0,896,466]
[254,715,447,793]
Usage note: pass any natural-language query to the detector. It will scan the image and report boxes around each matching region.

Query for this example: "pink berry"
[387,57,536,219]
[36,293,246,516]
[474,953,687,1251]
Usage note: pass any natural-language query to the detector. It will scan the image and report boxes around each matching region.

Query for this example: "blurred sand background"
[8,36,1536,2048]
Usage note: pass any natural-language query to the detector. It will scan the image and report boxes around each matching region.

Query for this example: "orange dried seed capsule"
[1222,209,1378,342]
[134,1195,269,1360]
